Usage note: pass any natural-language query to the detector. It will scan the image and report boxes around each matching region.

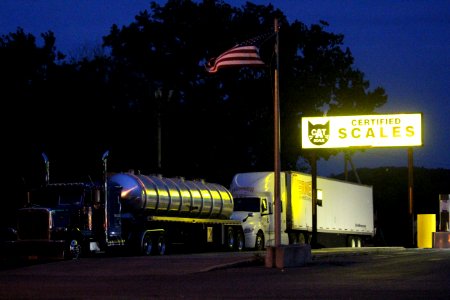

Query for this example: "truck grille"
[17,208,51,240]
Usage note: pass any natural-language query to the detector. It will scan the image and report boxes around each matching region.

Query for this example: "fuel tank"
[108,173,234,219]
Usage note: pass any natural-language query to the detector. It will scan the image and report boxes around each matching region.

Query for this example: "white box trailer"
[230,171,374,249]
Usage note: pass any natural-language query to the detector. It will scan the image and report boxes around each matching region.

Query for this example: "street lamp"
[154,88,163,172]
[154,88,173,174]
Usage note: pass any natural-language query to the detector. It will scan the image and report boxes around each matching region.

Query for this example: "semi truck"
[3,154,244,259]
[229,171,374,250]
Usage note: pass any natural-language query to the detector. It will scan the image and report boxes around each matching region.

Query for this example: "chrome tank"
[108,173,234,219]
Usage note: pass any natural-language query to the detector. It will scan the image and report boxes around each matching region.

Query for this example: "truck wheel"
[235,229,245,251]
[67,239,81,260]
[226,227,235,251]
[142,232,153,256]
[356,237,362,248]
[288,233,298,244]
[154,235,166,255]
[295,233,304,244]
[303,233,312,245]
[255,231,264,251]
[348,236,360,248]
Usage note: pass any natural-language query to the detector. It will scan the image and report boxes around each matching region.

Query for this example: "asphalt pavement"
[202,246,407,272]
[4,246,450,299]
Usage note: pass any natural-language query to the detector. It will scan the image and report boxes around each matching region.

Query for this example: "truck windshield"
[31,186,85,207]
[233,197,261,212]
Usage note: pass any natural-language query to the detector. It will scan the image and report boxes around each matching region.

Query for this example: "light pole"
[154,88,173,174]
[154,88,162,173]
[102,150,109,244]
[273,18,281,248]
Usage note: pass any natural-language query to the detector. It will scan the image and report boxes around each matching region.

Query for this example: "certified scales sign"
[301,113,423,149]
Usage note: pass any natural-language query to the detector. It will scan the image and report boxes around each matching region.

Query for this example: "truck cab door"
[261,197,274,246]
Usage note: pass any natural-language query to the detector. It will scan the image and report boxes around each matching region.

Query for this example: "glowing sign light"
[301,113,422,149]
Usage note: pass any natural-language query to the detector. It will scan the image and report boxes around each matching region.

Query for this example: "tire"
[235,229,245,251]
[154,235,166,255]
[255,231,265,251]
[304,233,312,245]
[356,237,362,248]
[67,239,81,260]
[289,232,299,244]
[226,227,235,251]
[348,236,358,248]
[298,233,305,244]
[141,231,153,256]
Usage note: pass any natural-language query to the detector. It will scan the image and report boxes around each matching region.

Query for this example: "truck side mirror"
[243,212,254,222]
[261,199,267,212]
[261,198,272,215]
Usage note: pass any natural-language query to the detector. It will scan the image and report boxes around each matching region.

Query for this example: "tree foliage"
[2,0,387,189]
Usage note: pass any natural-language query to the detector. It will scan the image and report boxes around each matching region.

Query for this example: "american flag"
[205,32,274,73]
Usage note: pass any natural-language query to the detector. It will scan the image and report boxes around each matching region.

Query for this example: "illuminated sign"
[301,113,422,149]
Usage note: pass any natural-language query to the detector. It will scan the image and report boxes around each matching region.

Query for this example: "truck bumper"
[1,240,66,260]
[244,233,257,250]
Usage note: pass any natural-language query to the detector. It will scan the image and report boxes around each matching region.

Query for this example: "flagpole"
[274,18,281,248]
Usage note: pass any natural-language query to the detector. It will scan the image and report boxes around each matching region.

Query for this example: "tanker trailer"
[109,172,245,255]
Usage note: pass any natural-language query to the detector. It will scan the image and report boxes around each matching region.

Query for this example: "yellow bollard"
[417,214,436,248]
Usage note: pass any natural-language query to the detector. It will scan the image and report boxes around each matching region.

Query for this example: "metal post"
[311,152,318,247]
[102,150,109,244]
[157,109,162,172]
[41,152,50,185]
[344,152,348,181]
[408,147,414,247]
[273,18,281,247]
[155,89,162,173]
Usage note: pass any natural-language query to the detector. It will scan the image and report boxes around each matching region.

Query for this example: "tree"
[0,0,388,188]
[0,27,66,226]
[279,20,387,169]
[100,0,387,184]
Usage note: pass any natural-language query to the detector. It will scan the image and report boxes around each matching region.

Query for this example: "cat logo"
[308,121,330,145]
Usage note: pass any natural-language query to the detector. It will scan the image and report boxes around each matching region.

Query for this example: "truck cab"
[8,182,124,259]
[230,172,289,250]
[230,196,269,250]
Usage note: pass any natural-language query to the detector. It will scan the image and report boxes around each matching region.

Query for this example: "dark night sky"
[1,0,449,176]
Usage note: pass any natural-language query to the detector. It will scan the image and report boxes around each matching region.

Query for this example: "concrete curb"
[312,246,406,258]
[201,247,406,272]
[200,254,265,272]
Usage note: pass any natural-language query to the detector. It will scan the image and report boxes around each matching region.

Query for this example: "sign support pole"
[311,152,318,247]
[408,147,415,247]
